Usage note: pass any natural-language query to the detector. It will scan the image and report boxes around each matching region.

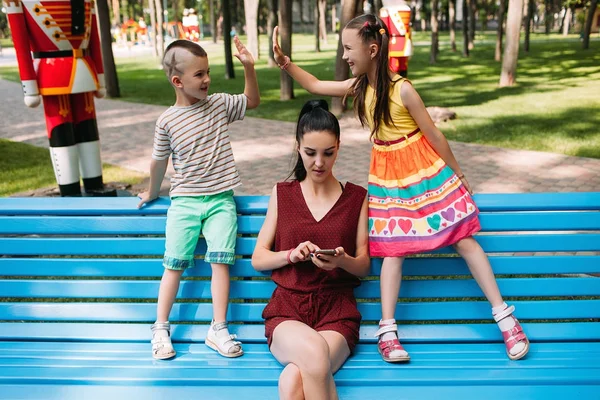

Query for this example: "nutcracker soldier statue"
[379,0,413,77]
[3,0,116,196]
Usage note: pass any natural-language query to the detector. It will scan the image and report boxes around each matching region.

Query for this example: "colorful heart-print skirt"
[368,131,481,257]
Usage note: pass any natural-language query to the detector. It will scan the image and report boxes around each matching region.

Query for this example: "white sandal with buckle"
[205,321,244,358]
[151,321,176,360]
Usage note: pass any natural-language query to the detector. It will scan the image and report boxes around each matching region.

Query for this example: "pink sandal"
[494,305,530,360]
[375,320,410,363]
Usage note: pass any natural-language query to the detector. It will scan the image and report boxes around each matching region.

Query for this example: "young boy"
[137,38,259,360]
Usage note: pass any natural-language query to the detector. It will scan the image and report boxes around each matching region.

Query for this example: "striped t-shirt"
[152,93,246,196]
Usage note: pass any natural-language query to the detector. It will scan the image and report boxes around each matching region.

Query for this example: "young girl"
[272,14,529,363]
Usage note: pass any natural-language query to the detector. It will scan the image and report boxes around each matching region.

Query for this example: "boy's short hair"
[162,40,208,79]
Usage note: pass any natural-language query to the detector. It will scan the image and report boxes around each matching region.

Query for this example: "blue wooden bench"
[0,193,599,399]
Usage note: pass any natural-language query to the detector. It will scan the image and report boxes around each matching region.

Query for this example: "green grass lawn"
[1,33,598,158]
[0,139,146,196]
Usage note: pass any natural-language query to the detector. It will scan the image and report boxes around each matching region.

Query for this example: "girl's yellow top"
[364,76,419,142]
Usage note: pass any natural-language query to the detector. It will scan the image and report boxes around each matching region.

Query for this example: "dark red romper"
[263,180,367,352]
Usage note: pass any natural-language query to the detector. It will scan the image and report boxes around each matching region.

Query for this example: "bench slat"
[2,212,599,235]
[2,193,599,215]
[0,215,265,235]
[1,322,599,343]
[0,363,598,386]
[1,300,598,322]
[1,256,597,277]
[2,277,599,299]
[1,234,599,256]
[0,384,598,400]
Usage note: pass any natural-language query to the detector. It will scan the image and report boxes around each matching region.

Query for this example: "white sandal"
[151,322,176,360]
[205,321,244,358]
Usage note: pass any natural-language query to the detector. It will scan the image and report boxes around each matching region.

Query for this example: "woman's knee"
[279,363,304,400]
[296,336,331,377]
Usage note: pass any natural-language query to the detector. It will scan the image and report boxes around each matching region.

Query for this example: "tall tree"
[223,0,235,78]
[562,6,572,36]
[209,0,217,43]
[449,0,457,51]
[111,0,120,24]
[148,0,158,58]
[315,0,321,52]
[544,0,552,34]
[468,0,476,49]
[96,0,120,97]
[267,0,278,67]
[463,0,470,56]
[583,0,598,49]
[318,0,328,44]
[499,0,524,87]
[430,0,439,63]
[332,0,359,114]
[279,0,294,99]
[244,0,260,59]
[524,0,534,52]
[495,0,506,61]
[154,0,164,59]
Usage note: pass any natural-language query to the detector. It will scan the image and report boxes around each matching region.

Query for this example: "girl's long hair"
[289,100,341,181]
[344,14,397,140]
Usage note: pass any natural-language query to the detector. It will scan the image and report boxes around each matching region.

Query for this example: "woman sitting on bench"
[252,100,370,400]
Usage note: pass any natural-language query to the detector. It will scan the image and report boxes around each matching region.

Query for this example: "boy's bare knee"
[279,363,304,400]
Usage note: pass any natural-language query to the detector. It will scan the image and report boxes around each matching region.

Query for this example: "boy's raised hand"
[272,26,287,66]
[233,36,254,67]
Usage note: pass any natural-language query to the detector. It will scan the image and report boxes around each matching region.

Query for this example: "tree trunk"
[244,0,260,59]
[544,0,552,34]
[583,0,598,49]
[319,0,327,44]
[279,0,294,100]
[223,0,235,78]
[430,0,439,63]
[172,0,180,22]
[267,0,278,67]
[332,4,337,32]
[315,0,321,52]
[332,0,359,115]
[148,0,158,58]
[468,0,476,49]
[499,0,524,87]
[210,0,217,43]
[449,0,457,51]
[111,0,120,24]
[463,0,470,57]
[495,0,505,61]
[524,0,534,52]
[154,0,164,59]
[562,7,572,36]
[96,0,120,98]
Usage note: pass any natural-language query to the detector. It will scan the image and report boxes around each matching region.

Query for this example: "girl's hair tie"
[379,28,386,35]
[363,21,370,28]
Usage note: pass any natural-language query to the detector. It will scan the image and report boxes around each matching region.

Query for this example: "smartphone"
[313,249,337,256]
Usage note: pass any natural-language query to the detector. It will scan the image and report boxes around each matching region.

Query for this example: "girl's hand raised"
[272,26,288,66]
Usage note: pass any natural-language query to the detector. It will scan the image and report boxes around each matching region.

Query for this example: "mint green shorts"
[163,190,237,270]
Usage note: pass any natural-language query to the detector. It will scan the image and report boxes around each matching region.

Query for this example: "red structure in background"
[380,0,413,77]
[4,0,114,196]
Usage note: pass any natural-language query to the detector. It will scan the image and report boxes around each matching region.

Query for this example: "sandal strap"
[151,335,173,345]
[374,323,398,338]
[379,338,405,356]
[212,321,229,332]
[151,322,171,333]
[493,305,516,323]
